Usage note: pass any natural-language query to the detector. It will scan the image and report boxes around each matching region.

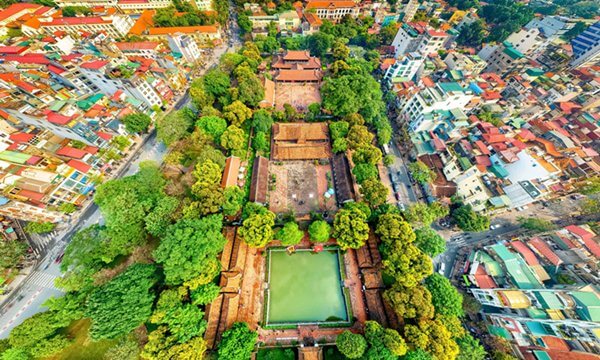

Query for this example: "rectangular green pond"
[266,248,349,325]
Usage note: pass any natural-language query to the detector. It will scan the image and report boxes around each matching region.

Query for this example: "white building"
[384,52,424,84]
[444,52,486,76]
[401,82,474,133]
[168,34,202,63]
[402,0,419,22]
[304,1,359,22]
[391,22,448,57]
[505,27,541,56]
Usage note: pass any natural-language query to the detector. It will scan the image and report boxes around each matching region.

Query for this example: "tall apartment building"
[383,52,424,85]
[402,0,419,22]
[570,22,600,68]
[304,1,360,23]
[400,82,474,133]
[391,22,448,58]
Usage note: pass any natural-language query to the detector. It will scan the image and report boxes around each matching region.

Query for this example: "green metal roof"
[490,164,509,178]
[0,151,31,164]
[525,321,550,336]
[535,292,564,310]
[533,351,551,360]
[488,325,511,339]
[527,308,548,319]
[439,82,465,93]
[570,291,600,322]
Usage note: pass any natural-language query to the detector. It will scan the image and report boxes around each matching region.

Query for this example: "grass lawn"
[44,319,118,360]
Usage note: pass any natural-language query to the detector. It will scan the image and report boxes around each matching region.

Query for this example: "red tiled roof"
[67,159,91,173]
[529,237,562,266]
[96,131,113,140]
[46,112,71,125]
[45,16,110,26]
[511,240,539,265]
[18,189,45,202]
[9,132,34,143]
[80,60,109,70]
[56,146,87,159]
[565,225,594,241]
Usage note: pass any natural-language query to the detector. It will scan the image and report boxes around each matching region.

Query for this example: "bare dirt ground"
[269,161,335,215]
[275,83,321,111]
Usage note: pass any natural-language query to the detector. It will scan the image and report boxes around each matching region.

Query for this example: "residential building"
[304,1,360,23]
[570,22,600,68]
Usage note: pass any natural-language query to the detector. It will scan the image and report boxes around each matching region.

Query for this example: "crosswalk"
[27,271,58,289]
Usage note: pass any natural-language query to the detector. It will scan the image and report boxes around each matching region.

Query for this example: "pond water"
[266,249,348,324]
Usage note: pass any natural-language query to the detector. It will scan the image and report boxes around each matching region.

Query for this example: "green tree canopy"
[122,113,152,133]
[332,207,369,250]
[153,215,225,285]
[425,273,464,317]
[308,220,331,243]
[217,322,257,360]
[85,264,159,340]
[336,331,367,359]
[276,221,304,246]
[414,227,446,257]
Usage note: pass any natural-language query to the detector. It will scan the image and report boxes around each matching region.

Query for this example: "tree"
[251,109,274,133]
[276,222,304,246]
[457,334,486,360]
[157,109,194,146]
[332,207,369,250]
[336,331,367,359]
[457,20,486,47]
[425,273,464,317]
[153,216,225,285]
[384,284,435,320]
[352,163,378,183]
[223,186,245,216]
[121,113,151,134]
[217,322,257,360]
[329,121,349,140]
[383,244,432,288]
[414,227,446,257]
[451,205,490,232]
[239,208,276,248]
[408,161,436,184]
[404,349,433,360]
[404,319,459,360]
[203,68,230,98]
[332,138,348,153]
[24,222,55,234]
[190,80,215,110]
[352,145,382,165]
[346,125,374,150]
[403,202,449,226]
[85,264,158,340]
[196,115,227,142]
[375,213,415,245]
[220,125,246,153]
[517,217,556,232]
[223,100,252,127]
[104,337,140,360]
[308,220,331,242]
[0,240,27,270]
[360,178,388,208]
[307,32,334,57]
